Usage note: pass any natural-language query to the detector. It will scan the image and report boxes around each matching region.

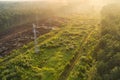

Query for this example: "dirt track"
[58,26,96,80]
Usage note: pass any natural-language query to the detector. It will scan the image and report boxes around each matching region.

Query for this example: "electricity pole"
[33,24,39,54]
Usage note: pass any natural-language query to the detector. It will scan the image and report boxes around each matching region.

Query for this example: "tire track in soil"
[58,26,97,80]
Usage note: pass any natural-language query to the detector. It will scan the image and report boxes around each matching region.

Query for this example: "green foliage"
[0,5,119,80]
[89,3,120,80]
[0,16,99,80]
[0,2,65,32]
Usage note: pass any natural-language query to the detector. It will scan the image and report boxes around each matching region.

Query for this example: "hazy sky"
[0,0,118,6]
[0,0,117,4]
[0,0,116,3]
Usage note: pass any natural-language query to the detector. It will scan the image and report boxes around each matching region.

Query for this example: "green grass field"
[0,16,100,80]
[0,1,120,80]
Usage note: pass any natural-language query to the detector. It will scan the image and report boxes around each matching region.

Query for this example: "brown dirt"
[0,23,51,57]
[0,17,67,57]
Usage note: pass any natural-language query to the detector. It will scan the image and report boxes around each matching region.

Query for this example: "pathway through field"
[58,26,97,80]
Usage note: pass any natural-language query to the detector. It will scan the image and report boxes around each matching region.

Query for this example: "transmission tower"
[33,24,39,54]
